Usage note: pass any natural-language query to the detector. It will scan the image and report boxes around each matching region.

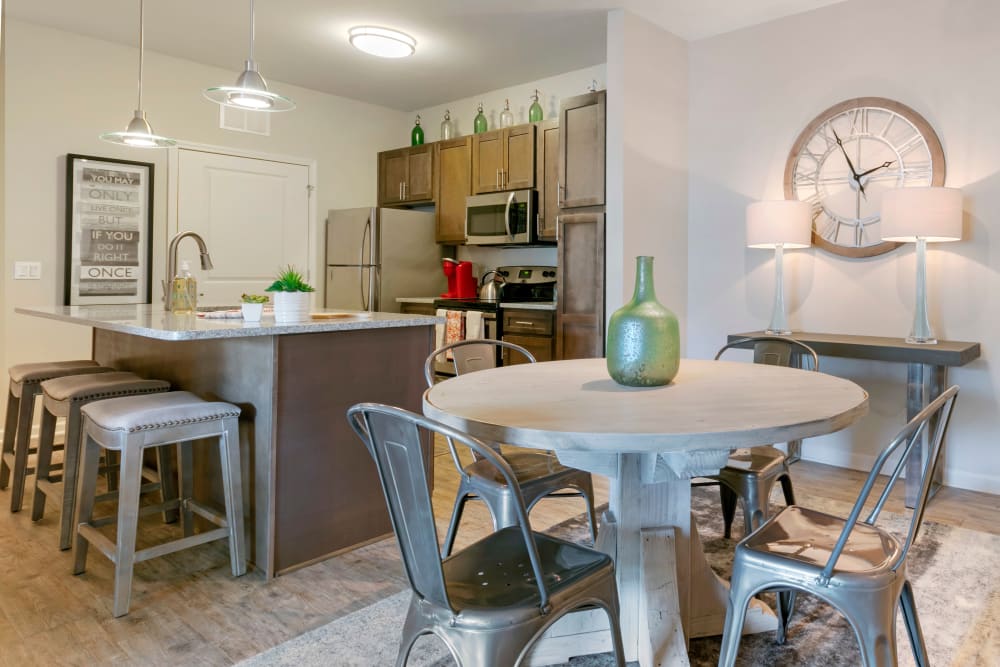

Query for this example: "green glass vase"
[473,102,488,134]
[606,256,680,387]
[411,115,424,146]
[528,89,543,122]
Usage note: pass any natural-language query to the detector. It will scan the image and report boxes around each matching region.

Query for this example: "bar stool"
[73,391,247,617]
[32,372,172,549]
[1,360,113,512]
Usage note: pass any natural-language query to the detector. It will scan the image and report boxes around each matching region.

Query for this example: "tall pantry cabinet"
[556,90,607,360]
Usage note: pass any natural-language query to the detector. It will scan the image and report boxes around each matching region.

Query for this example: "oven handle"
[504,191,515,238]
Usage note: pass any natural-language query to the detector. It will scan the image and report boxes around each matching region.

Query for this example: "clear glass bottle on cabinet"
[499,99,514,128]
[440,109,454,140]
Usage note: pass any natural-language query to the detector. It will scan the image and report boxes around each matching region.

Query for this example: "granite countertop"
[501,302,557,311]
[16,305,442,342]
[395,297,438,304]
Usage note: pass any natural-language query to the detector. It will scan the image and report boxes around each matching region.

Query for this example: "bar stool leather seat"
[73,391,246,617]
[1,360,113,512]
[33,372,171,549]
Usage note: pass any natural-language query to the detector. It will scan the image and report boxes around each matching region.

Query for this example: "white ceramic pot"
[272,291,311,323]
[241,302,264,322]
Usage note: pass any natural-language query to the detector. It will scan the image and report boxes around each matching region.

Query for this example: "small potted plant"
[266,265,315,323]
[240,293,269,323]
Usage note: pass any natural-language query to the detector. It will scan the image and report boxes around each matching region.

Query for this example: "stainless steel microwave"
[465,189,537,245]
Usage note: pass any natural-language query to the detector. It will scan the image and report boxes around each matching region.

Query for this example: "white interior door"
[175,149,311,305]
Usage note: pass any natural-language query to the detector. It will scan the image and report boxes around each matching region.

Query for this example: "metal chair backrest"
[815,385,959,585]
[423,339,536,387]
[715,335,819,372]
[347,403,551,611]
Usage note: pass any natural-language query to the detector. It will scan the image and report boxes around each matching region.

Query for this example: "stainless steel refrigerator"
[325,207,445,311]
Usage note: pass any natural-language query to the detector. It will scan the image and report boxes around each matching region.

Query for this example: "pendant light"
[204,0,295,112]
[100,0,175,148]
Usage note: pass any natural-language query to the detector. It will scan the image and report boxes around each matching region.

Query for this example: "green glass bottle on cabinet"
[529,89,543,122]
[411,115,424,146]
[473,102,488,134]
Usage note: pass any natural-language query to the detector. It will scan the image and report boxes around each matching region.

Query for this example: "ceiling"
[6,1,846,111]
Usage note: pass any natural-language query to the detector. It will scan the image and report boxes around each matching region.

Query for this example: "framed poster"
[64,154,154,305]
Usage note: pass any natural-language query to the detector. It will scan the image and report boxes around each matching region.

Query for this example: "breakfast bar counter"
[17,305,439,578]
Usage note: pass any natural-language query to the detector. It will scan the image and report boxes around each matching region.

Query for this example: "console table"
[728,331,981,507]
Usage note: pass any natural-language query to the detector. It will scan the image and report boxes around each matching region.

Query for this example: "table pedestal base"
[526,453,777,666]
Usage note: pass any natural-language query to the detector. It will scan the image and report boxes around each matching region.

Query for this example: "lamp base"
[905,335,938,345]
[765,327,792,336]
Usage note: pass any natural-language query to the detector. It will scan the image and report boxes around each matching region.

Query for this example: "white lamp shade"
[746,200,813,249]
[880,187,963,243]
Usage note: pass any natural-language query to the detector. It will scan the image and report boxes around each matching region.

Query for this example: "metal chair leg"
[846,595,898,667]
[900,580,929,667]
[579,477,598,544]
[718,585,753,667]
[779,473,796,506]
[720,484,738,539]
[442,491,469,558]
[775,588,797,645]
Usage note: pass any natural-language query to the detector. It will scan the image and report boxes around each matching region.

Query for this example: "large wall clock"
[784,97,945,258]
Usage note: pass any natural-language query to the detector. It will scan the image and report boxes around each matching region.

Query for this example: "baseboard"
[0,423,68,447]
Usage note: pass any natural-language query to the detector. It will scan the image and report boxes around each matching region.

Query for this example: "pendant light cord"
[137,0,145,110]
[248,0,255,62]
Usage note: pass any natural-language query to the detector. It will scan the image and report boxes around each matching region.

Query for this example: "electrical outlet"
[13,261,41,280]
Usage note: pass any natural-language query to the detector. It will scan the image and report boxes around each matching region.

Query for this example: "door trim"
[166,141,319,289]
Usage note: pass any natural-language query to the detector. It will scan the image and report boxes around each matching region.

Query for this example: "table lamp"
[880,187,963,344]
[746,200,812,335]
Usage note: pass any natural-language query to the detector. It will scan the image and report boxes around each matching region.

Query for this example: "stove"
[432,265,556,373]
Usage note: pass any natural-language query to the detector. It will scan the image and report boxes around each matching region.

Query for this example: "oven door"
[433,311,500,377]
[465,190,534,245]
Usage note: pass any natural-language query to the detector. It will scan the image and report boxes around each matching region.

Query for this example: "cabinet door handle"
[495,168,500,189]
[556,215,561,242]
[402,181,407,199]
[514,321,535,326]
[399,182,403,200]
[502,169,507,189]
[557,182,564,207]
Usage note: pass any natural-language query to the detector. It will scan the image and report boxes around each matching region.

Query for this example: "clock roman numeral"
[896,132,927,157]
[902,163,933,181]
[816,214,839,241]
[849,108,870,135]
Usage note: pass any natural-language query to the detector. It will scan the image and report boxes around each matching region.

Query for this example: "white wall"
[606,11,689,336]
[688,0,1000,493]
[411,63,607,278]
[2,20,406,411]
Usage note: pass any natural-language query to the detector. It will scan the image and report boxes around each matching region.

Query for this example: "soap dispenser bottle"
[170,260,198,314]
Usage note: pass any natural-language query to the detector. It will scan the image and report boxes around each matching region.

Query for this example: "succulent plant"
[241,293,269,304]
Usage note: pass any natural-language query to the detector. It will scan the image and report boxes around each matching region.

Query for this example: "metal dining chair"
[425,339,597,557]
[347,403,625,667]
[719,385,959,667]
[701,336,820,538]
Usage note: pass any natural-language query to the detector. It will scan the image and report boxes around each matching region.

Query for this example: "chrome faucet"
[164,231,214,303]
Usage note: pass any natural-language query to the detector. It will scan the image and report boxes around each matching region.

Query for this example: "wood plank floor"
[0,443,996,666]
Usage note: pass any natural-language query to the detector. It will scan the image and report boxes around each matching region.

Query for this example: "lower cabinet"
[556,211,605,360]
[503,308,555,364]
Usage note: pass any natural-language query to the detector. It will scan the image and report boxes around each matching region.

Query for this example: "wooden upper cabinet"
[535,119,559,241]
[405,144,434,202]
[472,130,504,194]
[377,145,434,207]
[435,137,472,244]
[378,148,408,206]
[472,124,536,194]
[556,210,605,360]
[504,125,535,190]
[558,91,606,209]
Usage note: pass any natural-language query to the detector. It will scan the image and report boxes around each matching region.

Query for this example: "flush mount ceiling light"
[349,26,416,58]
[100,0,175,148]
[204,0,295,112]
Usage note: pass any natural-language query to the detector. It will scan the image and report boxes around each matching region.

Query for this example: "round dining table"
[423,358,869,666]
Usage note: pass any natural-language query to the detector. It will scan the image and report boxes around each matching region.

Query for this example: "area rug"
[240,489,1000,666]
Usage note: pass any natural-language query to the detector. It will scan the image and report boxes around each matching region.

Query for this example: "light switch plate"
[13,261,41,280]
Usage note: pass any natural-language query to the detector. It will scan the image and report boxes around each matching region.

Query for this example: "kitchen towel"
[444,310,464,359]
[465,311,484,340]
[434,309,447,351]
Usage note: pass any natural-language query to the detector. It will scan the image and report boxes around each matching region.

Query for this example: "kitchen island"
[16,305,439,578]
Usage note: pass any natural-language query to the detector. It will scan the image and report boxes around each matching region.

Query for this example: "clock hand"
[831,127,862,181]
[856,160,896,179]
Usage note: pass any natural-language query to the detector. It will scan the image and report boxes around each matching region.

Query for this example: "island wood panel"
[93,329,275,576]
[272,325,434,574]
